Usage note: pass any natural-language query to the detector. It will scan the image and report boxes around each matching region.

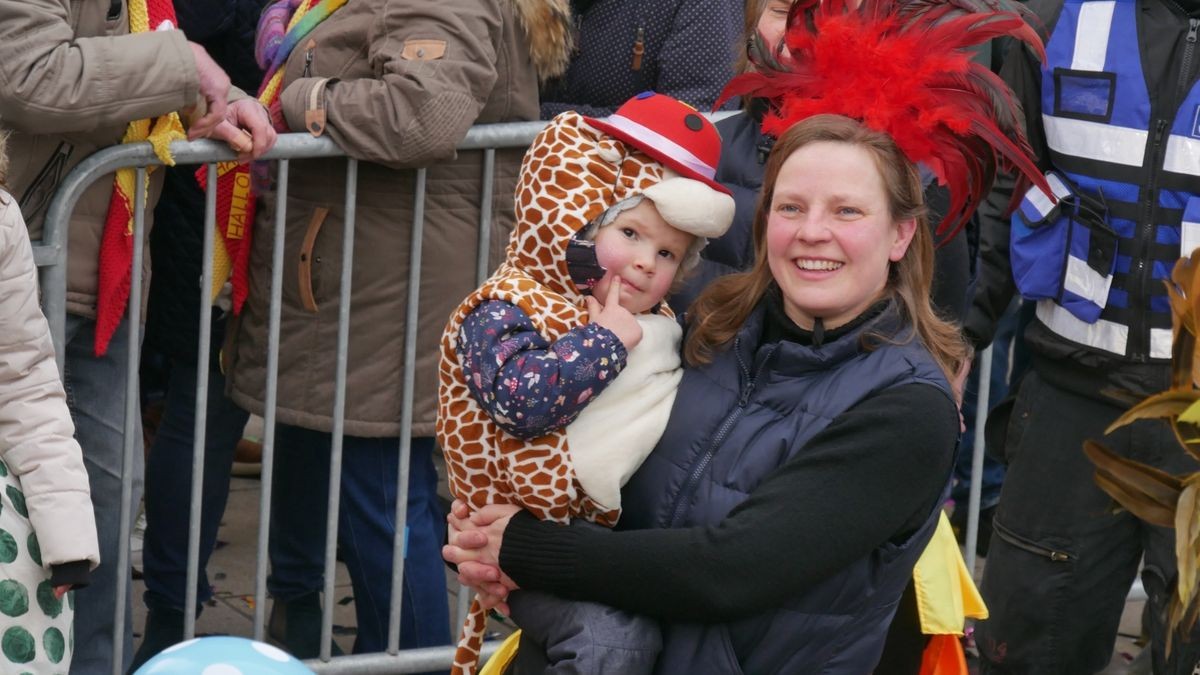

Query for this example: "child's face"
[592,200,695,314]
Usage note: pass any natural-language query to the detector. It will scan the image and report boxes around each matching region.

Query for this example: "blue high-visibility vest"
[1010,0,1200,361]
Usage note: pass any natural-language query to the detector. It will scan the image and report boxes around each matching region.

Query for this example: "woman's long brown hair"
[684,114,968,381]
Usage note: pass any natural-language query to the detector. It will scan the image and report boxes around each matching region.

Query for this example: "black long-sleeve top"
[498,299,959,623]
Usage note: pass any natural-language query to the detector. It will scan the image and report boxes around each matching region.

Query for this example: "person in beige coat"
[223,0,572,658]
[0,131,100,671]
[0,1,274,670]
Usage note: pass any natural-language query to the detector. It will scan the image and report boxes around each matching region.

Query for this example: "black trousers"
[975,369,1200,674]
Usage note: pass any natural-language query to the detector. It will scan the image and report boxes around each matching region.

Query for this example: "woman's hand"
[444,500,521,614]
[53,584,69,601]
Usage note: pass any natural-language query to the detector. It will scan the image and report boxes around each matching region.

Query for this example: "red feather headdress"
[718,0,1053,238]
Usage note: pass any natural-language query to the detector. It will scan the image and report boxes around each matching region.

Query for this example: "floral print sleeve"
[456,299,628,440]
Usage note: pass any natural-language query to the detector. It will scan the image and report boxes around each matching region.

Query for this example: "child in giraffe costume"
[437,92,734,674]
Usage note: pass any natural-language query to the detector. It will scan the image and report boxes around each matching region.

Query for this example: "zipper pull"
[1154,118,1168,143]
[1189,18,1199,43]
[631,27,645,71]
[303,39,316,77]
[738,381,754,407]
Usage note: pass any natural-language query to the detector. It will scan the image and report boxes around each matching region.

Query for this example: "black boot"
[129,604,185,672]
[268,591,344,659]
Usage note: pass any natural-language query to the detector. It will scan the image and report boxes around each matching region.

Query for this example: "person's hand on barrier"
[185,43,231,140]
[209,99,278,163]
[586,277,642,350]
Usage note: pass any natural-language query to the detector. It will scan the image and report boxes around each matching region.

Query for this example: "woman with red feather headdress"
[443,1,1052,673]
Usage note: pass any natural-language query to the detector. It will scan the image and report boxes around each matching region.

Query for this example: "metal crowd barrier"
[27,111,991,674]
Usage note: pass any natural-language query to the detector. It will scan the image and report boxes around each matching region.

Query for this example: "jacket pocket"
[106,0,124,24]
[1011,172,1117,323]
[992,519,1073,562]
[1052,67,1116,123]
[18,141,74,225]
[298,206,329,313]
[997,371,1041,466]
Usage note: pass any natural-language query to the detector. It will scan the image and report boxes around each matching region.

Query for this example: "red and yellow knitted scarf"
[95,0,187,355]
[195,0,347,324]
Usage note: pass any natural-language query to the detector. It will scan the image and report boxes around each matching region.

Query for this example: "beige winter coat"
[0,138,100,569]
[226,0,572,437]
[0,0,237,317]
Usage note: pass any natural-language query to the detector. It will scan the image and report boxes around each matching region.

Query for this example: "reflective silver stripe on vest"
[1180,211,1200,255]
[1037,301,1172,358]
[1043,115,1148,167]
[1165,134,1200,176]
[1185,213,1200,256]
[1151,327,1172,359]
[1072,1,1115,70]
[1025,172,1073,219]
[1063,255,1114,305]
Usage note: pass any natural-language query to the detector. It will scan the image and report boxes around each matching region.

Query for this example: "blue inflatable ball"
[134,636,315,674]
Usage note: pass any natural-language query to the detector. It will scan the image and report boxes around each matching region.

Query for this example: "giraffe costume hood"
[437,93,733,675]
[438,96,733,527]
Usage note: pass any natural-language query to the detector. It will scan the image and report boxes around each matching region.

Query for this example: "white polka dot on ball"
[251,642,291,663]
[201,665,243,675]
[162,638,201,655]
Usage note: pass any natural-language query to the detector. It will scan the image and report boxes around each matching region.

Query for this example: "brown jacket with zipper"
[0,0,244,318]
[226,0,572,437]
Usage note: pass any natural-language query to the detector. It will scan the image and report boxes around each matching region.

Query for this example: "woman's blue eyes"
[777,204,862,217]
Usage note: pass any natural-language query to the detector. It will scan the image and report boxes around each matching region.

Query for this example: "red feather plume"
[717,0,1053,239]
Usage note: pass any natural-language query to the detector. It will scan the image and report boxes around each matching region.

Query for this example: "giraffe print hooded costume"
[437,94,733,674]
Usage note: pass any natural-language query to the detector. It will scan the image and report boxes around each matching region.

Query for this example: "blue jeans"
[63,315,142,674]
[142,360,248,611]
[268,426,451,654]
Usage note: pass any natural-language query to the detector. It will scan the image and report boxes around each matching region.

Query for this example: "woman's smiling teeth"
[795,258,843,271]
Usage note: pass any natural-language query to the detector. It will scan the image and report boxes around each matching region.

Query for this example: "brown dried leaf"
[1171,422,1200,466]
[1084,441,1182,527]
[1171,314,1197,390]
[1106,390,1200,435]
[1175,479,1200,610]
[1092,471,1177,527]
[1170,420,1200,464]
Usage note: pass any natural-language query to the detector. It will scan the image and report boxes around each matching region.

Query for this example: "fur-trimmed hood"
[513,0,574,82]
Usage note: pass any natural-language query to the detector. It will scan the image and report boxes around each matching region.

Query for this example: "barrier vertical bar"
[475,149,495,287]
[41,265,68,377]
[183,163,219,638]
[113,167,148,675]
[965,344,993,577]
[456,152,495,632]
[388,168,428,655]
[321,159,359,661]
[255,159,291,640]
